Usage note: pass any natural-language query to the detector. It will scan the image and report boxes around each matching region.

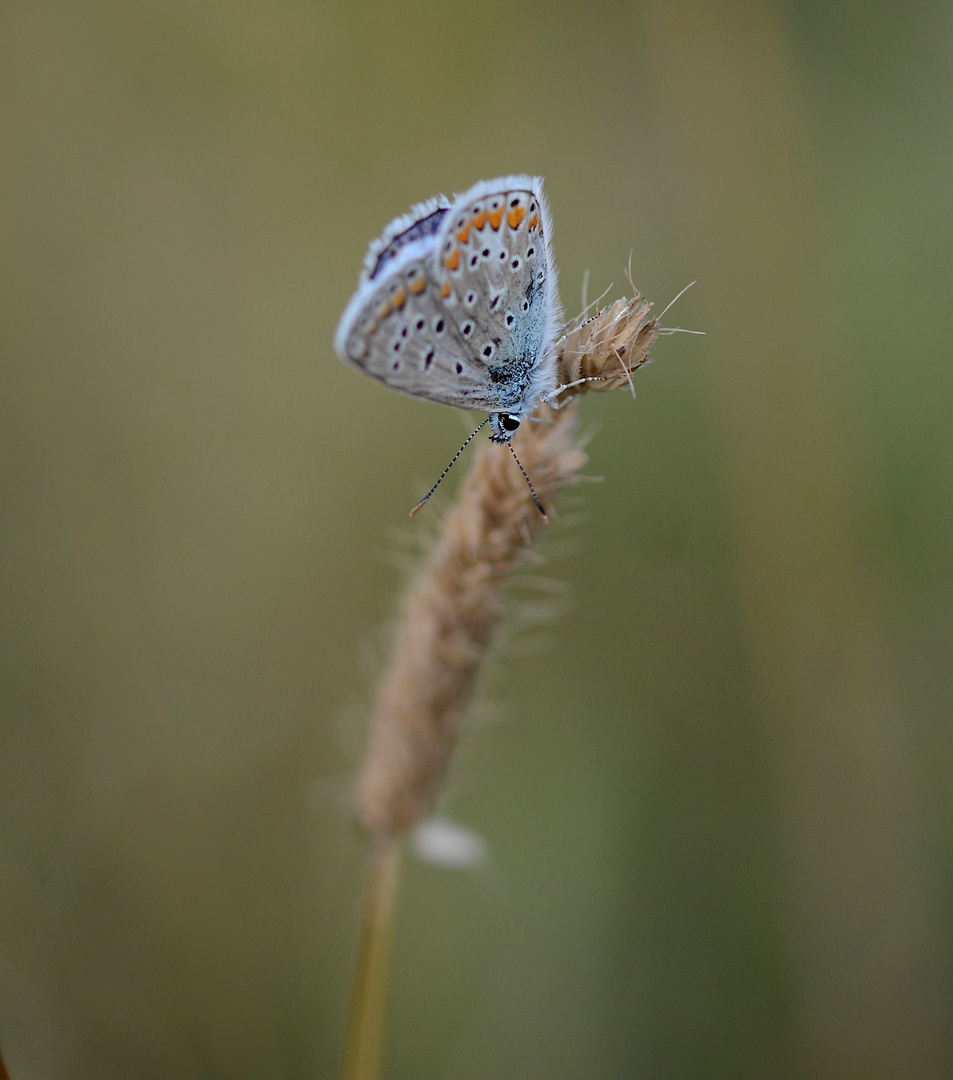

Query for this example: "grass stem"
[339,839,402,1080]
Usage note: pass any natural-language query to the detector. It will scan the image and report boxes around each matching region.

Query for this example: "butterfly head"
[489,411,523,443]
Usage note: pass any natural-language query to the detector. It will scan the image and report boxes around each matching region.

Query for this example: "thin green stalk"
[339,839,402,1080]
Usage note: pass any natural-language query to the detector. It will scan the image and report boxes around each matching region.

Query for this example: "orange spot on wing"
[440,281,451,298]
[376,300,392,319]
[392,288,407,310]
[456,224,470,244]
[489,206,504,230]
[410,275,426,294]
[445,248,460,271]
[507,205,526,229]
[527,212,540,230]
[472,209,488,230]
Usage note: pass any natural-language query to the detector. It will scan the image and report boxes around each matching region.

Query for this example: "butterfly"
[334,176,562,514]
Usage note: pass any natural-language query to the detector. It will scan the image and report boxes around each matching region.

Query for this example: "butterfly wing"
[335,239,502,410]
[430,176,562,411]
[334,176,562,414]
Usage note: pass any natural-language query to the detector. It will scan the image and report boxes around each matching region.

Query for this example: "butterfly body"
[334,176,562,443]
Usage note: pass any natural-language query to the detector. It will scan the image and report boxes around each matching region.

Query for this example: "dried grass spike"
[552,293,660,401]
[355,402,586,839]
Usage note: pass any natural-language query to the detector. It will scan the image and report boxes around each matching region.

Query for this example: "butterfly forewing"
[337,245,498,409]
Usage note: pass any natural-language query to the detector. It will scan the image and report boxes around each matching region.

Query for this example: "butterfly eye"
[499,413,521,432]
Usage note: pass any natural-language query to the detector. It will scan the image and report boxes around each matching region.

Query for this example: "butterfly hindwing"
[434,179,555,389]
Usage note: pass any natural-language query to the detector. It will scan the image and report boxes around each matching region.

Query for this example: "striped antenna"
[507,443,548,521]
[410,417,490,516]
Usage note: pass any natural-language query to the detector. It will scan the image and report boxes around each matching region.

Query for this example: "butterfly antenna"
[508,444,548,522]
[409,417,490,516]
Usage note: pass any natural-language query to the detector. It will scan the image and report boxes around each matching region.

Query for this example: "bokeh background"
[2,1,952,1077]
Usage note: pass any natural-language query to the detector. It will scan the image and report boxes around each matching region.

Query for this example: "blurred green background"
[2,1,952,1077]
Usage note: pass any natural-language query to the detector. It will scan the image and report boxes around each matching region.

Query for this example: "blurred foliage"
[1,1,952,1077]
